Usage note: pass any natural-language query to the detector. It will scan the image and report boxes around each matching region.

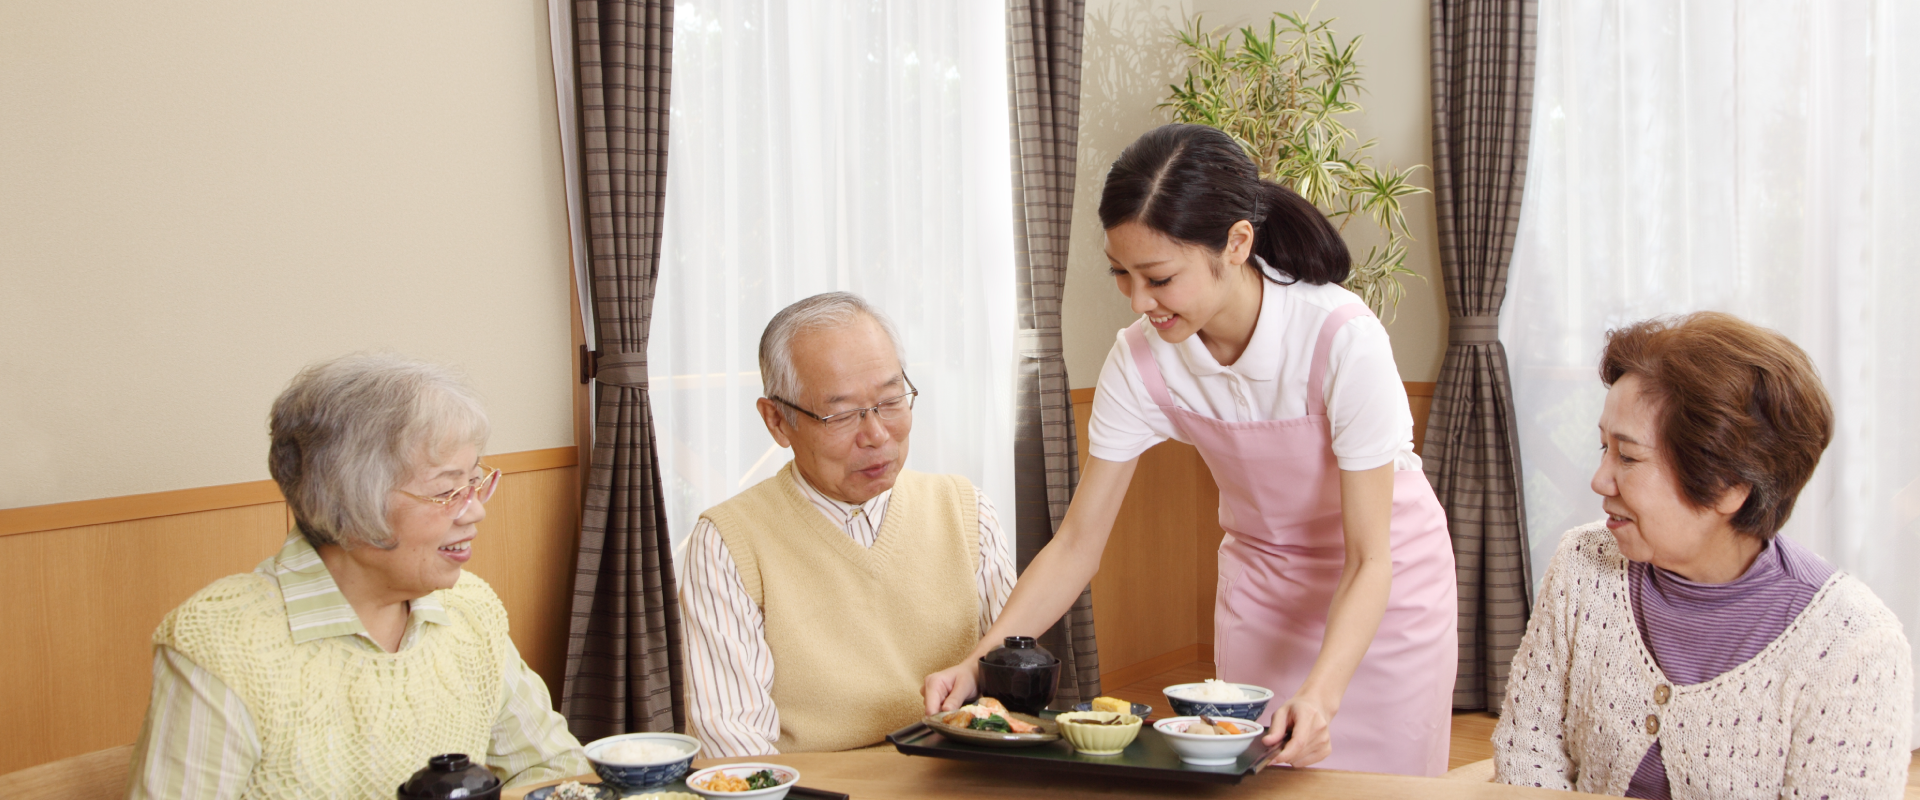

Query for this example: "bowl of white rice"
[1162,679,1274,721]
[584,732,702,790]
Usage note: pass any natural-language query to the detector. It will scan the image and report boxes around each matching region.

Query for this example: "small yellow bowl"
[1056,711,1143,755]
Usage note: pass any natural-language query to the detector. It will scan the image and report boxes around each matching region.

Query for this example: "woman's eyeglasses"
[397,465,501,518]
[769,376,918,437]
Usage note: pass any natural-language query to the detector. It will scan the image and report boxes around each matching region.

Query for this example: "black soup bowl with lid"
[397,753,500,800]
[977,635,1060,715]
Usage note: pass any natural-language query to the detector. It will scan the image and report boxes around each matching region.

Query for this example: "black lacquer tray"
[886,712,1283,785]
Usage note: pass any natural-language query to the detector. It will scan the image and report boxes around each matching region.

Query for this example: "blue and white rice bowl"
[1161,682,1274,721]
[583,732,702,790]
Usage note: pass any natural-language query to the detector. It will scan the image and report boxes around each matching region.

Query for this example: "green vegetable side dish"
[745,769,780,790]
[967,714,1013,733]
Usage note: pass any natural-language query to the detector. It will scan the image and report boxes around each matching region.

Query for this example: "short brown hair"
[1599,312,1832,539]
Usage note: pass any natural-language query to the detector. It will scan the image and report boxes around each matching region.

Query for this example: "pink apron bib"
[1125,304,1457,776]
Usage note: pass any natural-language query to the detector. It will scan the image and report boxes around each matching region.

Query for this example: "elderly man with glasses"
[681,292,1016,757]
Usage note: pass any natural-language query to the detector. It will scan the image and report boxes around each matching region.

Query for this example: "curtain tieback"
[1450,315,1501,344]
[596,351,650,387]
[1017,328,1063,356]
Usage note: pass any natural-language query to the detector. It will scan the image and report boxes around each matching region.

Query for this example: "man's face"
[756,316,912,504]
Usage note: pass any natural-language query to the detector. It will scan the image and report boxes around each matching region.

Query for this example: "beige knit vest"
[155,571,510,800]
[702,462,980,752]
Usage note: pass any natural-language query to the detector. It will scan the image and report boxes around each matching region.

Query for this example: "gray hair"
[758,292,906,420]
[268,353,490,550]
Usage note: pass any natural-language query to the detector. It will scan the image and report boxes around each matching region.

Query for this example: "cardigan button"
[1655,684,1671,705]
[1645,714,1660,735]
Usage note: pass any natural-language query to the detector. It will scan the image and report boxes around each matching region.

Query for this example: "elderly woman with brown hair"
[127,354,587,799]
[1494,312,1911,799]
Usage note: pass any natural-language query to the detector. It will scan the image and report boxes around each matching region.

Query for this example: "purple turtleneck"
[1622,534,1836,799]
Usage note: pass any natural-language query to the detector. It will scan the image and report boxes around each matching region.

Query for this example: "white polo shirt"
[1087,278,1421,473]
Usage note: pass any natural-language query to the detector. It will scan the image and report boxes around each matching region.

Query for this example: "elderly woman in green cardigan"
[128,354,587,799]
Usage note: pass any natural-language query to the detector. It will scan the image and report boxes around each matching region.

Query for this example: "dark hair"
[1599,312,1833,540]
[1098,123,1350,285]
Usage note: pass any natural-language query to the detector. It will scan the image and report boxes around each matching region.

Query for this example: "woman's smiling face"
[347,443,488,601]
[1592,374,1751,579]
[1105,220,1250,344]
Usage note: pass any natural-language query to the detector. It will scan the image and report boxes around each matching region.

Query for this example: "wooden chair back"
[0,745,133,800]
[1441,757,1495,782]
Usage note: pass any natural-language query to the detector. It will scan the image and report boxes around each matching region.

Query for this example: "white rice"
[1172,679,1252,702]
[598,739,689,764]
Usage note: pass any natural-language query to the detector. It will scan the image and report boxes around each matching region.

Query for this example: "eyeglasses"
[769,376,918,437]
[396,465,501,518]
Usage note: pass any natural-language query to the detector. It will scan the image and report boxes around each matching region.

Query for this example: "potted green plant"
[1161,10,1426,318]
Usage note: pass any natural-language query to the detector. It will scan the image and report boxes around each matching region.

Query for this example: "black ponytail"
[1098,123,1350,285]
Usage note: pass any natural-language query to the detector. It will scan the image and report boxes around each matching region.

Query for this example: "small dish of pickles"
[1055,710,1143,755]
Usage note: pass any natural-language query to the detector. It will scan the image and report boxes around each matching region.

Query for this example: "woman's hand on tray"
[922,660,981,714]
[1266,692,1334,768]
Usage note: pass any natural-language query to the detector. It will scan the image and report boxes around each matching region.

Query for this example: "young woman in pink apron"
[925,124,1457,775]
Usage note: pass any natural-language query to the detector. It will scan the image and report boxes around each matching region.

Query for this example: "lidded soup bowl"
[977,636,1060,715]
[396,753,501,800]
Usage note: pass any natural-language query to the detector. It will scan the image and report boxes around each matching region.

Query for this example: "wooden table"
[505,751,1601,799]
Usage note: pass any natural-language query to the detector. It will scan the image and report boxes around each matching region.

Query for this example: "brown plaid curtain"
[560,0,684,737]
[1425,0,1536,711]
[1007,0,1098,706]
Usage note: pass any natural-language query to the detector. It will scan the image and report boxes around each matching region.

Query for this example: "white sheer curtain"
[1506,0,1920,740]
[652,0,1016,550]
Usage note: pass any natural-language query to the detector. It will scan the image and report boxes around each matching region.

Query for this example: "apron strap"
[1123,321,1179,410]
[1306,303,1374,417]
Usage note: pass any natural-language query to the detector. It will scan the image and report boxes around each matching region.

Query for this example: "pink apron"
[1124,304,1457,776]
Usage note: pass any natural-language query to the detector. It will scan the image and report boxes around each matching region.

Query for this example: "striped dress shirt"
[681,468,1016,757]
[127,534,587,799]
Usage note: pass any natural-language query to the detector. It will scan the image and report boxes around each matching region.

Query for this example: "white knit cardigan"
[1493,523,1911,799]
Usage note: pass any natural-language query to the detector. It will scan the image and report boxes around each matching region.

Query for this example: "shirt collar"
[787,465,889,525]
[266,531,453,646]
[1169,277,1284,382]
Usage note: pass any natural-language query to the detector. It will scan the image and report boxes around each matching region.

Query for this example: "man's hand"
[921,661,981,714]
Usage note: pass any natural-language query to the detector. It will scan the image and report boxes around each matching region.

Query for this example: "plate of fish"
[924,697,1059,747]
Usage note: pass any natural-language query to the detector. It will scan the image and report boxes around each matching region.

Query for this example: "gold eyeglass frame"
[396,464,501,517]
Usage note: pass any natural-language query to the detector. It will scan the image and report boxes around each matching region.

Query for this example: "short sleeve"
[1086,326,1177,462]
[1322,315,1416,471]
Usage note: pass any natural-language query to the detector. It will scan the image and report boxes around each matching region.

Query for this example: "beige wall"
[1064,0,1448,388]
[0,1,577,509]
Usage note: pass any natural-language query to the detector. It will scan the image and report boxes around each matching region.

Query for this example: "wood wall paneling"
[0,481,284,538]
[1073,388,1200,682]
[0,450,580,777]
[0,447,577,538]
[1406,380,1435,458]
[1192,447,1224,652]
[0,503,289,774]
[462,465,581,697]
[1086,438,1200,675]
